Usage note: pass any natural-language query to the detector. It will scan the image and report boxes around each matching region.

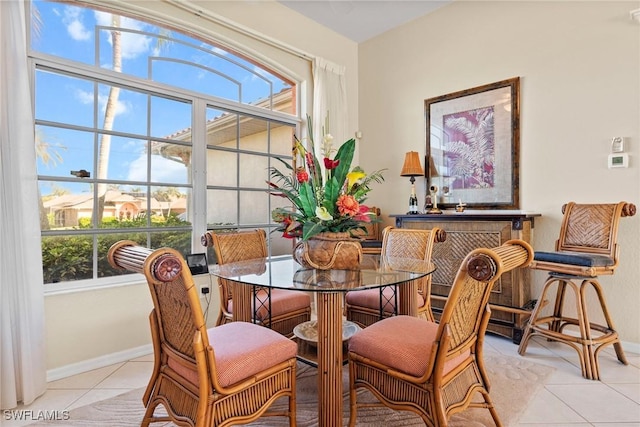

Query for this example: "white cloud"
[94,11,152,60]
[98,93,129,117]
[74,88,94,105]
[74,88,129,118]
[63,6,90,41]
[127,154,186,183]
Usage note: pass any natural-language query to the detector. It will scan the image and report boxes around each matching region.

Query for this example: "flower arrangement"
[268,116,385,241]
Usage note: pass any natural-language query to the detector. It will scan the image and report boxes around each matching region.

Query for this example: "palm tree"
[153,187,184,218]
[96,15,122,223]
[35,128,67,229]
[95,19,172,224]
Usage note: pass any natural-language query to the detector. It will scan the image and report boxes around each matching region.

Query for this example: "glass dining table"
[210,254,435,427]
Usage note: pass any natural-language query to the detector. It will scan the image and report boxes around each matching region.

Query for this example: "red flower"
[324,157,340,170]
[337,194,359,217]
[296,169,309,183]
[354,205,372,222]
[280,216,301,239]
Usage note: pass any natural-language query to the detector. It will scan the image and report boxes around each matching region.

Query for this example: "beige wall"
[358,1,640,347]
[45,0,640,377]
[44,0,359,376]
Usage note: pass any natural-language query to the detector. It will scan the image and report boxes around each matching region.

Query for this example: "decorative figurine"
[427,185,442,214]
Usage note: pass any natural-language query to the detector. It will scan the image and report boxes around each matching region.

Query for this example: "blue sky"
[33,0,290,195]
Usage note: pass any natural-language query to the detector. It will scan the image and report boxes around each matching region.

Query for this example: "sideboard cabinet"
[390,211,541,343]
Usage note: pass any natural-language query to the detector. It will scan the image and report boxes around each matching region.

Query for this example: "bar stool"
[518,201,636,380]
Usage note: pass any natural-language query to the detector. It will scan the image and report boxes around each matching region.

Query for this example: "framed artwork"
[425,77,520,210]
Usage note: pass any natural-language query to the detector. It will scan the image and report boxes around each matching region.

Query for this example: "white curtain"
[0,0,47,409]
[312,57,347,156]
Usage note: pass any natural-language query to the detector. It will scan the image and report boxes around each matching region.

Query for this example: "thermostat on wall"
[608,153,629,168]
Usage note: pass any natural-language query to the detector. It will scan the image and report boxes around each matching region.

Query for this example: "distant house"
[42,190,186,227]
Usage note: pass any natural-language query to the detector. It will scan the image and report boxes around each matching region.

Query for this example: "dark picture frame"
[425,77,520,210]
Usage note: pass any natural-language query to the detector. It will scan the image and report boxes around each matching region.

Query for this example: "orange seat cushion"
[228,289,310,321]
[345,287,424,314]
[348,315,468,377]
[169,322,297,388]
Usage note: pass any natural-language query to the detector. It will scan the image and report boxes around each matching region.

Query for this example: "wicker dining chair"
[355,206,383,255]
[518,201,636,380]
[202,229,311,337]
[345,226,446,327]
[107,241,298,427]
[347,239,534,427]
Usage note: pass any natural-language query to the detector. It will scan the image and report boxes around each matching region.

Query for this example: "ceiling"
[278,1,452,43]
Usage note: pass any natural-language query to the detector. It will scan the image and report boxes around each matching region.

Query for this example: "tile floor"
[1,335,639,427]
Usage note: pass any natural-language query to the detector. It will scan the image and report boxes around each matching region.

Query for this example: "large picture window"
[30,0,298,287]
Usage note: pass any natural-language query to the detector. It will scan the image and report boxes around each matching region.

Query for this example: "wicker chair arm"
[622,202,636,217]
[201,231,214,247]
[466,254,497,281]
[434,228,447,243]
[108,241,182,282]
[107,240,151,274]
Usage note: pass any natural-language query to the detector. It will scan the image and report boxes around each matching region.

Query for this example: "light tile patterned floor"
[1,335,639,426]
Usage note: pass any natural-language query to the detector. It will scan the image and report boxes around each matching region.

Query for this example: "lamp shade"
[400,151,424,177]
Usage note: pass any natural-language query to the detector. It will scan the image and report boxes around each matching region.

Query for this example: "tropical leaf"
[297,182,317,217]
[332,138,355,188]
[302,221,324,240]
[267,116,384,240]
[268,166,298,193]
[323,177,341,216]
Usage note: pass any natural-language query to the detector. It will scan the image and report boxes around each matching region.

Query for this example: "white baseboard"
[46,344,153,382]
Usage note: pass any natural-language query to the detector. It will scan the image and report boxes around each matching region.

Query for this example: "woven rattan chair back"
[202,229,311,336]
[203,229,266,326]
[519,201,636,380]
[346,226,445,326]
[208,229,268,263]
[347,239,534,427]
[439,241,533,354]
[108,240,298,427]
[381,226,445,303]
[555,202,633,271]
[108,241,204,358]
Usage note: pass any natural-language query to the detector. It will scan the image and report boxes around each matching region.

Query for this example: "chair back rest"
[381,226,446,295]
[437,239,533,356]
[202,229,268,264]
[352,206,381,240]
[556,202,636,262]
[201,229,268,304]
[107,241,209,362]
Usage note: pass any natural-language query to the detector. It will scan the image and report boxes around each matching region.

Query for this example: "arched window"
[31,0,299,287]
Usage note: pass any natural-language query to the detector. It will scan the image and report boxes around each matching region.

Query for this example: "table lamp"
[400,151,424,214]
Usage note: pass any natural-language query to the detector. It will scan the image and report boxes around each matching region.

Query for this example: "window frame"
[29,1,302,293]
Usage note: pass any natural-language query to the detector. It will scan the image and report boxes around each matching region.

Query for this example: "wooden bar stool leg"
[519,276,564,354]
[576,279,597,380]
[582,279,628,381]
[590,278,628,364]
[519,276,593,379]
[558,278,595,380]
[518,276,555,355]
[549,277,567,333]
